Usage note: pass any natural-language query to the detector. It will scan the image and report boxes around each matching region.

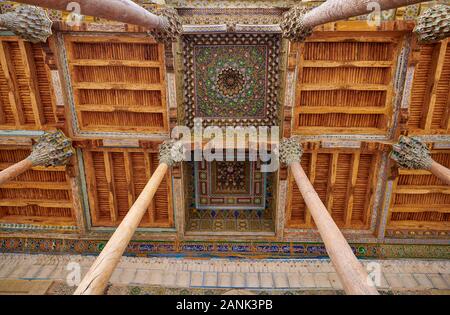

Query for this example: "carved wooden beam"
[279,137,379,295]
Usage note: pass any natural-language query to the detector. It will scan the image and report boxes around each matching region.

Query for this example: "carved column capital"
[148,7,182,44]
[29,130,74,167]
[0,5,52,43]
[159,139,184,167]
[391,136,433,170]
[280,6,313,42]
[278,137,303,166]
[414,5,450,44]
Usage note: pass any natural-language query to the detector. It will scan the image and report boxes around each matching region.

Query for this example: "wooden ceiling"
[286,143,381,230]
[0,145,75,227]
[0,37,58,130]
[387,148,450,233]
[0,4,448,243]
[408,39,450,135]
[83,147,173,228]
[64,35,168,134]
[291,32,402,135]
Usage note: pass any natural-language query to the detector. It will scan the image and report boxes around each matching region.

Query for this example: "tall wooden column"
[11,1,182,43]
[391,136,450,185]
[0,130,74,186]
[279,138,379,295]
[74,140,184,295]
[12,0,165,29]
[281,0,427,41]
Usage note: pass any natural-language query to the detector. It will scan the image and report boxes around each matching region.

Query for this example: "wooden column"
[391,136,450,186]
[281,0,427,41]
[0,131,73,186]
[74,140,183,295]
[430,161,450,185]
[280,138,379,295]
[301,0,426,28]
[13,0,166,29]
[0,158,33,186]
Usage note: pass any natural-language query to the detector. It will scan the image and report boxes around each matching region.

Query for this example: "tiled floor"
[0,253,448,292]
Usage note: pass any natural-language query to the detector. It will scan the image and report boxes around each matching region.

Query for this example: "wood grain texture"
[74,163,169,295]
[290,162,379,295]
[64,35,168,134]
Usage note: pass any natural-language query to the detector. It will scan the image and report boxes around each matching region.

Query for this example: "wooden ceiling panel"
[408,39,450,134]
[286,144,380,230]
[0,146,75,227]
[387,149,450,234]
[0,38,57,130]
[291,33,402,135]
[83,147,173,228]
[64,35,168,134]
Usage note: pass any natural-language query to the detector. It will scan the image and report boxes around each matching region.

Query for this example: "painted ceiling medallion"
[183,33,281,128]
[215,67,246,98]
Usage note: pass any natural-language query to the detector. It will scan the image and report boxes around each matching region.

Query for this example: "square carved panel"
[183,33,281,128]
[194,160,266,210]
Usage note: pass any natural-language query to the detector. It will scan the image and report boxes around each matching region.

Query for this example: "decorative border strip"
[183,24,227,33]
[0,237,448,259]
[193,160,267,210]
[0,223,78,231]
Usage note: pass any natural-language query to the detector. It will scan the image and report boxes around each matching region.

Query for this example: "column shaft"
[74,163,169,295]
[302,0,425,29]
[12,0,165,29]
[290,162,379,295]
[430,160,450,185]
[0,158,33,186]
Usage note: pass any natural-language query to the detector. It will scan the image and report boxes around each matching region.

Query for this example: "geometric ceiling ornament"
[194,160,266,210]
[183,33,281,128]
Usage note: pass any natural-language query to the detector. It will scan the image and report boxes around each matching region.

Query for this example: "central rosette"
[216,67,245,97]
[192,43,269,120]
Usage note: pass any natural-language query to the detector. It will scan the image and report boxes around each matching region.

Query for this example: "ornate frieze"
[167,0,305,9]
[178,8,284,26]
[0,237,448,259]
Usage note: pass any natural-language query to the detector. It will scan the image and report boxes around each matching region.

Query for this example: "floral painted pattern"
[194,45,268,118]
